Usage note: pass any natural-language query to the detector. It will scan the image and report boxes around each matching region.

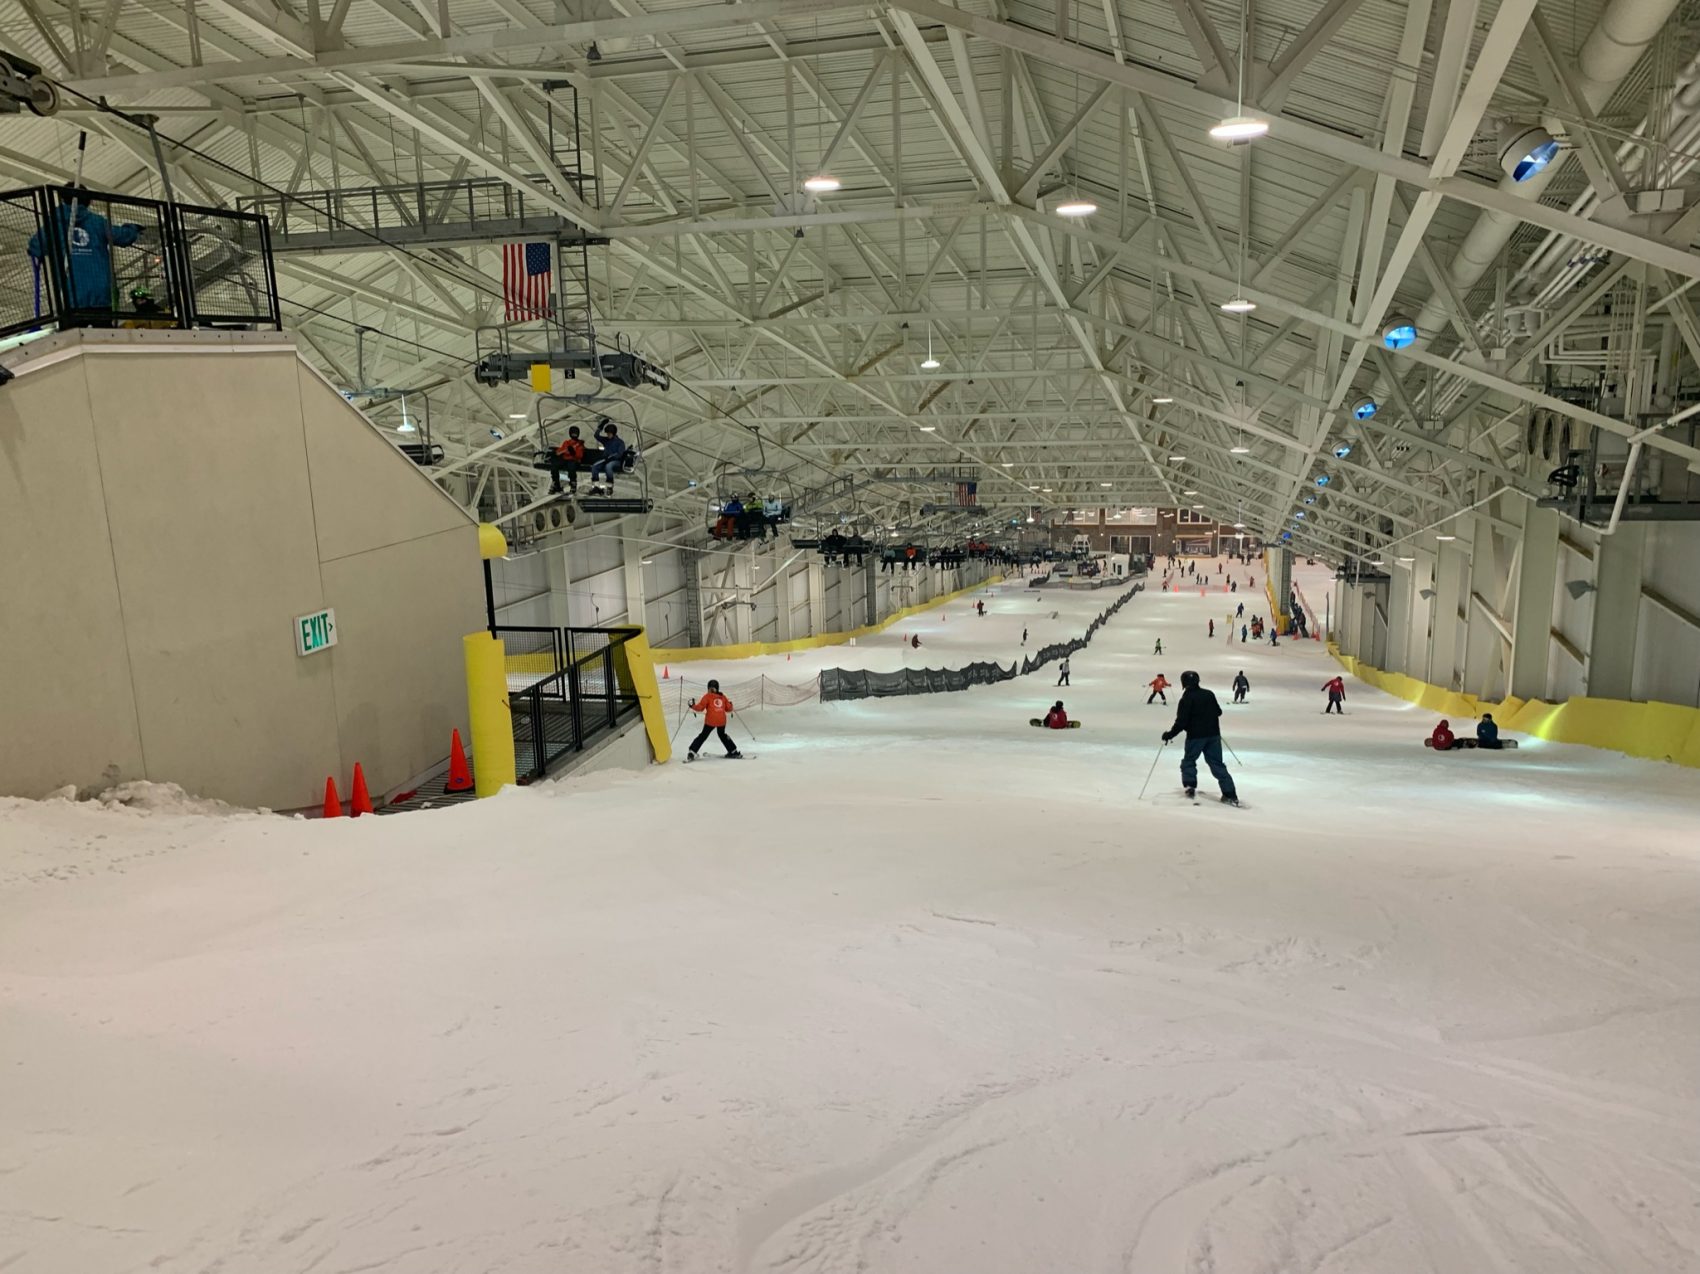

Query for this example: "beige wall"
[0,331,483,809]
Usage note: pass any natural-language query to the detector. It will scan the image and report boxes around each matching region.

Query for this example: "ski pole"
[735,712,759,743]
[669,679,691,745]
[1137,740,1167,800]
[1222,738,1243,766]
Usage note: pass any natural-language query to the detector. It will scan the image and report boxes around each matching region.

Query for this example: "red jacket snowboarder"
[1429,719,1456,750]
[1044,702,1069,729]
[1322,676,1345,714]
[686,680,741,760]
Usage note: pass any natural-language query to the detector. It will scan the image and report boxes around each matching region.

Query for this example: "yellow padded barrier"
[464,632,518,797]
[1329,642,1700,769]
[609,627,672,764]
[654,575,1005,663]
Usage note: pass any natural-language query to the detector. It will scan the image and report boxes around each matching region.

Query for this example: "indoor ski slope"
[2,562,1696,1274]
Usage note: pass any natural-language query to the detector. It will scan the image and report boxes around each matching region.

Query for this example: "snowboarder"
[1322,675,1345,714]
[1147,674,1170,704]
[1476,714,1503,749]
[1232,671,1249,703]
[1429,719,1457,750]
[686,680,741,760]
[1057,657,1071,687]
[1043,701,1070,729]
[1162,671,1238,805]
[1153,638,1163,655]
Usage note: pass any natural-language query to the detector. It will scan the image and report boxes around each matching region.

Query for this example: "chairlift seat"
[579,496,652,515]
[399,443,444,466]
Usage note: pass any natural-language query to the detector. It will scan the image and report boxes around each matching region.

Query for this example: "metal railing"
[504,624,644,781]
[1,185,280,339]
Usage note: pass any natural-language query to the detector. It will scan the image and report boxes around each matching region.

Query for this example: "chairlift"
[529,395,652,515]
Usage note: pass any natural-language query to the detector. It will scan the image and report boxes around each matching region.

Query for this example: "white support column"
[547,543,573,628]
[1431,534,1469,691]
[808,562,825,636]
[623,540,648,632]
[774,554,794,643]
[1386,558,1414,675]
[1586,523,1646,701]
[733,547,755,644]
[1408,548,1438,683]
[1509,505,1560,702]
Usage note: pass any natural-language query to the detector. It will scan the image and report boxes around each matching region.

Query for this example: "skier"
[1209,619,1215,638]
[1147,673,1170,704]
[1240,624,1248,642]
[1022,626,1029,647]
[1236,601,1245,618]
[1161,671,1239,805]
[1476,714,1503,749]
[1057,656,1071,687]
[1232,670,1250,703]
[549,425,587,495]
[589,419,628,493]
[685,679,741,760]
[1043,701,1070,729]
[1321,675,1345,713]
[1153,638,1163,655]
[976,600,985,617]
[911,633,921,650]
[1269,627,1279,647]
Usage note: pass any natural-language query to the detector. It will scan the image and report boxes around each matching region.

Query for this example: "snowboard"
[1424,738,1518,750]
[1030,718,1083,728]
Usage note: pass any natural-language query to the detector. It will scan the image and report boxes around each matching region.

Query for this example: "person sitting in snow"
[1043,701,1069,729]
[1429,719,1457,750]
[1476,714,1502,749]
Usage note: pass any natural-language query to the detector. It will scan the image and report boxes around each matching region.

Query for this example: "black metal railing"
[0,185,281,340]
[506,625,644,781]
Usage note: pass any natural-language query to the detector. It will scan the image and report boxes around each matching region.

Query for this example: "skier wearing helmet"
[1160,670,1239,805]
[685,679,741,760]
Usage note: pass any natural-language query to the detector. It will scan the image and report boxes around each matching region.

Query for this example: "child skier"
[1147,673,1170,704]
[686,679,741,760]
[1153,638,1163,655]
[1321,675,1345,714]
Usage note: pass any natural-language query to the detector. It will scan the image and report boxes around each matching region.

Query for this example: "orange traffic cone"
[349,763,374,816]
[322,776,344,818]
[662,665,670,679]
[445,729,474,793]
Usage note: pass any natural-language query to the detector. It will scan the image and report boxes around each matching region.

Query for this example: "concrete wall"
[0,330,483,807]
[1333,490,1700,710]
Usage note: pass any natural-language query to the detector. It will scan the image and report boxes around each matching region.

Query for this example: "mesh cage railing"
[45,190,177,327]
[175,204,279,326]
[494,626,566,687]
[0,188,48,338]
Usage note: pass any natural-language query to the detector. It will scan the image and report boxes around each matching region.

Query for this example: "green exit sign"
[295,608,338,656]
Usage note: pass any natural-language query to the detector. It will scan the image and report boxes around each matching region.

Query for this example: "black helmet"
[568,425,581,437]
[1054,700,1064,709]
[1180,670,1200,688]
[707,679,720,691]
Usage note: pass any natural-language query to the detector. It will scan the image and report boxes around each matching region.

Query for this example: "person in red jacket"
[686,679,741,760]
[1043,701,1069,729]
[549,425,587,494]
[1429,719,1456,750]
[1147,674,1170,704]
[1322,675,1346,714]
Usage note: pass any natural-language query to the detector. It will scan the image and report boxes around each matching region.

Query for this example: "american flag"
[502,241,553,321]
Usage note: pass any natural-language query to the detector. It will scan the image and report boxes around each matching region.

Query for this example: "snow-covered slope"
[2,558,1695,1273]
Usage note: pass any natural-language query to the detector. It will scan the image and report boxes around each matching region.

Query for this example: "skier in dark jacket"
[1161,671,1238,804]
[1232,671,1250,703]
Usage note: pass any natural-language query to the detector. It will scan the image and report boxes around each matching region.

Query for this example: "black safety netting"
[820,582,1143,702]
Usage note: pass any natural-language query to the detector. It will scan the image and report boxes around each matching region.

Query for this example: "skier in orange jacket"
[686,679,741,760]
[1147,674,1170,704]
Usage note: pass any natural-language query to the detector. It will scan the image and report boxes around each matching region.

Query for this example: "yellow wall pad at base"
[609,628,672,764]
[653,575,1005,663]
[464,632,519,796]
[1329,642,1700,769]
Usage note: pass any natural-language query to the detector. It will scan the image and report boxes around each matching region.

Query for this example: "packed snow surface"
[3,563,1696,1273]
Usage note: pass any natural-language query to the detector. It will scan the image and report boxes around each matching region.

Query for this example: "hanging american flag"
[502,241,553,321]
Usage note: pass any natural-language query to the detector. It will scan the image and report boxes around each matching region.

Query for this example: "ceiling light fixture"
[1499,122,1559,183]
[1221,296,1257,314]
[1435,533,1457,541]
[920,323,940,370]
[1230,444,1251,454]
[1383,316,1419,350]
[1351,395,1378,420]
[1100,482,1113,487]
[919,425,937,432]
[1054,198,1098,217]
[508,412,528,420]
[1002,461,1014,467]
[1153,394,1174,404]
[802,174,841,194]
[1209,0,1267,144]
[1168,454,1186,461]
[1184,489,1199,495]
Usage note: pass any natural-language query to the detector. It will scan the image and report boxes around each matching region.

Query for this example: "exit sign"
[295,608,338,656]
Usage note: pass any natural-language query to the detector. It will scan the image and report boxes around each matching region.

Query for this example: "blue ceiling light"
[1500,123,1560,183]
[1315,474,1330,487]
[1351,395,1377,420]
[1281,530,1293,541]
[1294,510,1307,519]
[1303,496,1316,505]
[1383,316,1418,350]
[1333,442,1352,459]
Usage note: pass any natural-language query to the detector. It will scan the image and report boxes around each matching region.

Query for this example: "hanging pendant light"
[803,174,841,194]
[1220,296,1256,313]
[1210,0,1267,143]
[396,394,417,433]
[920,325,940,370]
[1054,197,1098,218]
